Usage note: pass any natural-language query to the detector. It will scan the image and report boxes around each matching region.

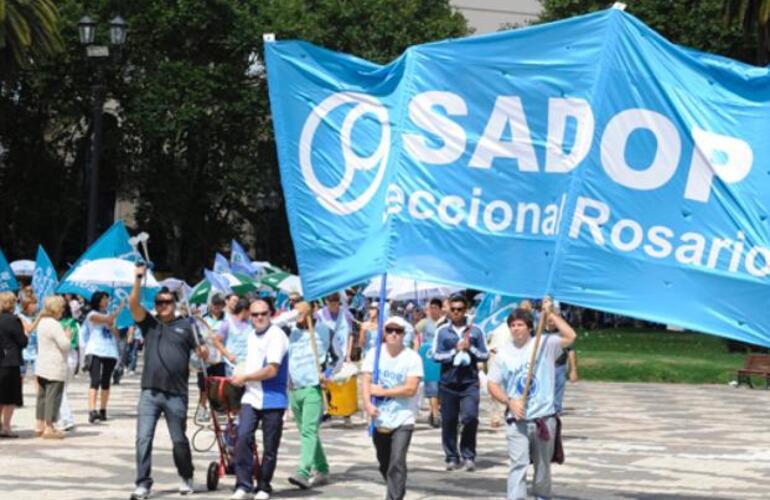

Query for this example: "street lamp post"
[78,15,128,245]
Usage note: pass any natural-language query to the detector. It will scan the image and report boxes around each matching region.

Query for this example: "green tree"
[0,0,63,78]
[722,0,770,64]
[1,0,468,277]
[539,0,755,64]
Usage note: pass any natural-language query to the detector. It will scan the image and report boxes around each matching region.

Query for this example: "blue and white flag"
[230,240,256,275]
[56,221,153,328]
[0,249,19,292]
[32,245,58,309]
[204,269,233,295]
[474,294,520,335]
[266,8,770,346]
[213,253,231,275]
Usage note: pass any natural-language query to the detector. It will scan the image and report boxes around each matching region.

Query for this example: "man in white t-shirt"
[362,316,423,500]
[229,299,289,500]
[487,300,576,500]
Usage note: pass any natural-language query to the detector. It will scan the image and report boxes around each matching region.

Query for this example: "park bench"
[737,354,770,389]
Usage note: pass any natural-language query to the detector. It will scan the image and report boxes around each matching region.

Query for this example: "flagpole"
[370,273,388,436]
[520,297,550,408]
[306,309,329,413]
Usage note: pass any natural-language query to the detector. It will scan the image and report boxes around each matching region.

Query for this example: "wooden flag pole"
[520,297,551,407]
[305,306,329,413]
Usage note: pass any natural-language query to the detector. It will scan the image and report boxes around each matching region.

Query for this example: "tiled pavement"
[1,372,768,500]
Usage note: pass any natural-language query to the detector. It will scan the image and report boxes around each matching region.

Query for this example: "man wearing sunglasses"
[433,294,489,472]
[362,316,423,500]
[229,299,289,500]
[129,264,209,500]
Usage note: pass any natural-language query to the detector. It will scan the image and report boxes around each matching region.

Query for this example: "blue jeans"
[439,384,480,463]
[554,364,567,414]
[126,341,139,371]
[135,389,193,488]
[234,405,285,493]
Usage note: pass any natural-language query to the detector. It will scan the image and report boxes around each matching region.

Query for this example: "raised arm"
[129,264,148,323]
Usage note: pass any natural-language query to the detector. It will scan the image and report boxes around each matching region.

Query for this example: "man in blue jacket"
[433,294,489,471]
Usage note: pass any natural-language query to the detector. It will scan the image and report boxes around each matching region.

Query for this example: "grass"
[574,328,754,384]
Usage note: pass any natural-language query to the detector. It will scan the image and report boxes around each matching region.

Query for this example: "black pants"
[440,384,480,463]
[234,405,284,493]
[89,356,117,390]
[373,425,413,500]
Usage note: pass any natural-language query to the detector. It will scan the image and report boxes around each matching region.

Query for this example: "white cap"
[384,316,408,329]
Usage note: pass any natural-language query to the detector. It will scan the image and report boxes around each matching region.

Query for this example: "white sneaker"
[254,491,271,500]
[310,471,329,486]
[130,485,151,500]
[179,478,194,495]
[230,489,251,500]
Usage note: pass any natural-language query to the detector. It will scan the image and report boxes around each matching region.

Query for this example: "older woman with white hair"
[34,295,72,439]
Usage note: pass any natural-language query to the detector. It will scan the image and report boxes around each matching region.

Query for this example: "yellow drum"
[326,376,358,417]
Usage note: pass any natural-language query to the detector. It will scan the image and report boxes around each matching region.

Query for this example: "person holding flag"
[487,299,576,500]
[129,264,208,500]
[362,316,423,500]
[284,301,331,490]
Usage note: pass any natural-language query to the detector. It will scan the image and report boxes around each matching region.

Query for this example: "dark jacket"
[433,320,489,389]
[0,312,28,367]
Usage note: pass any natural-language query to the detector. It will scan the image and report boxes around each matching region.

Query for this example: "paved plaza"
[1,371,769,500]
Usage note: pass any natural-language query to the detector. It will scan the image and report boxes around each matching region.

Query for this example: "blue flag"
[32,245,58,309]
[205,269,233,295]
[230,240,256,275]
[56,221,153,328]
[265,8,770,346]
[214,253,231,274]
[474,293,520,336]
[0,249,19,292]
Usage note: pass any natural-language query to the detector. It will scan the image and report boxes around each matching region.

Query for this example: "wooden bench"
[737,354,770,388]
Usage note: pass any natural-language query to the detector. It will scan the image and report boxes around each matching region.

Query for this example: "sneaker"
[229,489,251,500]
[61,422,76,432]
[179,478,194,495]
[130,485,151,500]
[309,471,329,487]
[445,461,460,471]
[463,459,476,472]
[88,410,99,424]
[287,473,311,490]
[99,409,108,421]
[429,414,441,429]
[254,491,271,500]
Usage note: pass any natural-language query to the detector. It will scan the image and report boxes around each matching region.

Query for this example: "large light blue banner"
[265,8,770,346]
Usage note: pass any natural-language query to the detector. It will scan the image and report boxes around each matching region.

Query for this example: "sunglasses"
[385,327,405,335]
[450,307,466,313]
[250,311,270,318]
[155,299,175,306]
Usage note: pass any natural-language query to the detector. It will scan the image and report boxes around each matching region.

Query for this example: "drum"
[326,375,358,417]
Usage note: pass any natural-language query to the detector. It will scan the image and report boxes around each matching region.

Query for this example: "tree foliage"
[0,0,63,79]
[539,0,756,64]
[0,0,468,278]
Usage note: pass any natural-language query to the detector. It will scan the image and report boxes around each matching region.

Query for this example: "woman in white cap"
[362,316,423,500]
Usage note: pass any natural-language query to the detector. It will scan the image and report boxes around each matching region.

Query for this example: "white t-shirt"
[362,347,424,429]
[241,324,289,410]
[488,334,563,420]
